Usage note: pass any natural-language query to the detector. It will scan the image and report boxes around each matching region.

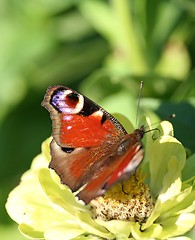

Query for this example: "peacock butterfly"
[42,85,145,204]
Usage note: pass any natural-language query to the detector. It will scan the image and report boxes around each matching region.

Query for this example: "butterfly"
[42,85,145,204]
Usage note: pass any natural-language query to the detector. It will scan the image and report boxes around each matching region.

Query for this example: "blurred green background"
[1,0,195,239]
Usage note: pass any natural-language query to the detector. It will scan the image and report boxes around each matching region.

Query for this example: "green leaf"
[113,113,134,133]
[182,154,195,181]
[0,224,27,240]
[79,0,114,40]
[100,91,137,126]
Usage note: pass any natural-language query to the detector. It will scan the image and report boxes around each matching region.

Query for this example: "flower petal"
[159,187,195,220]
[143,156,185,229]
[158,156,182,202]
[168,237,192,240]
[159,121,174,136]
[158,213,195,239]
[74,236,103,240]
[6,167,67,232]
[130,222,163,240]
[96,219,133,238]
[31,138,52,170]
[76,212,114,239]
[44,224,85,240]
[149,135,186,196]
[6,138,81,237]
[19,223,44,239]
[38,168,88,214]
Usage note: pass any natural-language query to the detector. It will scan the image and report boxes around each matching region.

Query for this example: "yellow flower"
[90,171,154,223]
[6,119,195,239]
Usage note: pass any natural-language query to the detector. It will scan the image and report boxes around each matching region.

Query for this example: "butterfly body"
[42,85,145,203]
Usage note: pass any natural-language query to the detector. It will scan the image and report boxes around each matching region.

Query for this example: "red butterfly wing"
[42,86,126,148]
[50,132,144,204]
[42,85,145,203]
[77,134,144,203]
[58,113,118,147]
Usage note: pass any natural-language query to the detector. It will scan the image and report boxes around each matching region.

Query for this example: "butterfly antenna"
[144,113,176,131]
[144,128,161,140]
[135,81,144,128]
[166,113,176,120]
[143,113,176,140]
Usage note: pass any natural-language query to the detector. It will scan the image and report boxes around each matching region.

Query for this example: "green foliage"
[1,0,195,238]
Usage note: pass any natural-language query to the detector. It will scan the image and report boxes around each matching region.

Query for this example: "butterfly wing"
[42,85,126,148]
[50,134,144,204]
[77,137,144,203]
[42,86,145,203]
[49,138,121,193]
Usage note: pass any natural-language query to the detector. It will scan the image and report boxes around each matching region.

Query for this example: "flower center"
[90,171,154,223]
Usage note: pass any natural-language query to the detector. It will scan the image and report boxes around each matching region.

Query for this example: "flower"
[90,171,154,223]
[6,118,195,240]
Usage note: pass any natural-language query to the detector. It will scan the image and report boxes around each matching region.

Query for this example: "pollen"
[90,171,154,223]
